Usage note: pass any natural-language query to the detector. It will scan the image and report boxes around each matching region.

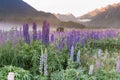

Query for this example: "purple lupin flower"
[116,59,120,73]
[32,22,37,41]
[77,50,80,63]
[81,37,85,48]
[67,36,70,50]
[59,37,65,51]
[73,34,78,48]
[23,24,30,44]
[42,20,50,46]
[3,32,7,43]
[13,30,17,46]
[67,33,73,50]
[37,30,41,40]
[0,30,2,45]
[51,34,54,42]
[70,46,74,61]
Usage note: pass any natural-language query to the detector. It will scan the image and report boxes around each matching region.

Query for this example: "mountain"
[78,2,120,28]
[0,0,60,25]
[54,13,79,23]
[78,8,106,19]
[0,0,85,28]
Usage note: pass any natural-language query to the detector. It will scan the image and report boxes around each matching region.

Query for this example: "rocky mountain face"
[78,3,120,28]
[54,13,79,23]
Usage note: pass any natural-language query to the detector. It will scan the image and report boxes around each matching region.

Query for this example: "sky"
[23,0,120,17]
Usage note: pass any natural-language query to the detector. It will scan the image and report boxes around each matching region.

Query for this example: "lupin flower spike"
[77,50,80,63]
[70,46,74,61]
[88,65,94,75]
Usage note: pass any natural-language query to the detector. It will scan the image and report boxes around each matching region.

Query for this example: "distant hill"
[78,2,120,28]
[54,13,79,23]
[0,0,60,25]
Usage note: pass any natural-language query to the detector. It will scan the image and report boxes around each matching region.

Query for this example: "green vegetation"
[0,37,120,79]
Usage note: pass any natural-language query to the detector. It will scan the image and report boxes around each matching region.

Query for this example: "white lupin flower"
[43,48,48,76]
[98,49,102,57]
[77,50,80,63]
[88,65,94,75]
[39,48,44,74]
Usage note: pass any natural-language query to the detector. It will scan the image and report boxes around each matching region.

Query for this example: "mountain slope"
[78,8,106,19]
[54,13,79,23]
[0,0,85,28]
[79,2,120,27]
[0,0,60,25]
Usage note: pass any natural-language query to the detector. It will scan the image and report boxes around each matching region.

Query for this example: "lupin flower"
[116,59,120,73]
[98,49,102,57]
[88,65,94,75]
[0,30,2,45]
[96,59,100,68]
[13,29,17,46]
[76,50,80,63]
[59,37,65,51]
[39,48,44,75]
[23,24,30,44]
[32,22,37,41]
[81,37,85,48]
[39,48,48,76]
[67,33,73,50]
[19,27,23,39]
[43,48,48,76]
[51,34,54,42]
[3,32,7,43]
[67,36,70,50]
[7,72,14,80]
[42,20,50,46]
[37,30,41,40]
[70,46,74,61]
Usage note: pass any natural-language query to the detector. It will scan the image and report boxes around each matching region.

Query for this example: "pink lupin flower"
[7,72,14,80]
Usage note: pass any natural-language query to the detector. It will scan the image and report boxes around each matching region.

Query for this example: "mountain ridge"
[0,0,85,28]
[78,2,120,28]
[0,0,60,25]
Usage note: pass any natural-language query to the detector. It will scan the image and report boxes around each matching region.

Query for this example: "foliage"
[0,65,32,80]
[1,23,120,79]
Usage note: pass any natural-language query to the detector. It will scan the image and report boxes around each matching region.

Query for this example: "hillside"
[78,2,120,28]
[0,0,85,28]
[0,0,60,25]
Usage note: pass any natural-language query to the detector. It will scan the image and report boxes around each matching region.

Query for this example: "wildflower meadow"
[0,21,120,80]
